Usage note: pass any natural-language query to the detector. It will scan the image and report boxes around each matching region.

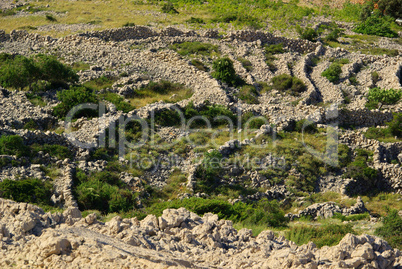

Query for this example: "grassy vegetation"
[375,210,402,249]
[170,41,219,57]
[212,57,244,87]
[285,224,355,248]
[83,75,117,91]
[236,85,259,104]
[364,113,402,142]
[73,166,138,214]
[0,178,53,206]
[264,43,284,72]
[0,0,366,37]
[0,53,78,90]
[270,74,306,96]
[365,88,402,110]
[129,80,193,108]
[321,63,342,84]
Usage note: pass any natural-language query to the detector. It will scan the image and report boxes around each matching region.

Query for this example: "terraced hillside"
[0,0,402,268]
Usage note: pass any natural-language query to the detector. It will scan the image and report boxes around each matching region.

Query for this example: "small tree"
[212,57,243,87]
[53,85,98,119]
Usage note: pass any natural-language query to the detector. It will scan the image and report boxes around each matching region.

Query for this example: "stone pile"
[0,199,400,268]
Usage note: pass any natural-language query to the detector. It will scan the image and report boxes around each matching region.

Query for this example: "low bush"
[364,114,401,141]
[286,224,355,248]
[344,150,378,192]
[0,53,78,90]
[147,197,288,228]
[296,26,318,42]
[194,150,223,193]
[212,58,244,87]
[186,17,205,24]
[321,63,342,84]
[30,144,72,159]
[238,58,253,72]
[264,43,284,72]
[170,41,219,57]
[237,85,259,104]
[154,109,182,127]
[0,135,29,157]
[366,87,402,109]
[45,14,57,21]
[83,75,116,91]
[375,210,402,249]
[74,169,137,213]
[100,92,135,113]
[371,71,380,85]
[123,22,135,27]
[295,119,317,134]
[270,74,306,96]
[184,102,237,128]
[53,85,98,119]
[190,59,208,72]
[0,178,52,206]
[333,212,370,222]
[354,12,398,38]
[161,2,178,14]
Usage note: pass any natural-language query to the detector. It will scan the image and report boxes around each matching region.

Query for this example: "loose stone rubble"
[0,198,401,268]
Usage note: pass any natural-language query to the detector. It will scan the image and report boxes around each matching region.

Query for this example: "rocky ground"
[0,198,401,268]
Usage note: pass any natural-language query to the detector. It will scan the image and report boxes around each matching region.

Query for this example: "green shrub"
[123,22,135,27]
[186,17,205,24]
[212,58,244,87]
[45,14,57,22]
[349,75,359,86]
[295,119,317,134]
[333,212,370,222]
[53,85,98,119]
[101,92,135,113]
[354,12,398,38]
[264,43,285,55]
[296,26,318,42]
[0,178,52,205]
[147,197,288,228]
[366,88,402,109]
[264,44,284,72]
[195,150,223,193]
[31,144,72,159]
[270,74,306,96]
[184,102,237,128]
[154,109,182,127]
[375,210,402,249]
[170,41,219,56]
[0,135,29,157]
[32,54,79,88]
[83,75,116,91]
[23,119,39,130]
[238,58,253,72]
[344,151,378,192]
[237,85,259,104]
[249,118,266,129]
[377,0,402,19]
[0,54,78,90]
[387,113,402,138]
[74,169,136,213]
[371,71,380,85]
[161,2,179,14]
[321,63,342,84]
[191,59,208,72]
[140,80,184,95]
[286,224,355,248]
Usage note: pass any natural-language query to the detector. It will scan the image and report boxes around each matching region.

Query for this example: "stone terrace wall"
[76,26,319,54]
[339,108,394,127]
